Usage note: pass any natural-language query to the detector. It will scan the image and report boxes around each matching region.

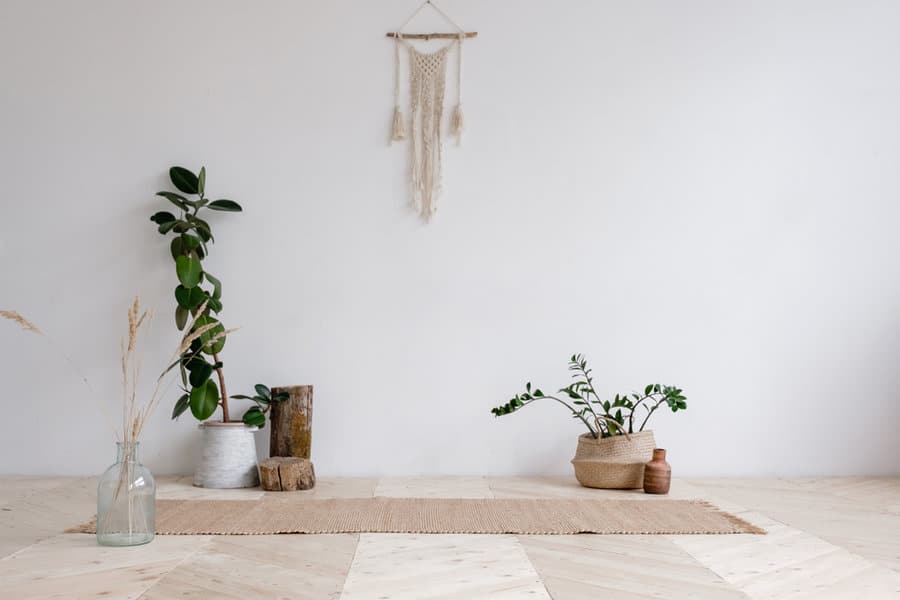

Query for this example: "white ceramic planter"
[193,422,260,489]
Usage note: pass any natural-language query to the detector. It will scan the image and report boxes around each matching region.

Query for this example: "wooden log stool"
[264,385,315,491]
[258,457,316,491]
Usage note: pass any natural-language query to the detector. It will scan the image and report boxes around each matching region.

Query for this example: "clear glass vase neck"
[115,441,140,463]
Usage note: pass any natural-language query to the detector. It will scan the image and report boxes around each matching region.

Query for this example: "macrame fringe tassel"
[391,106,407,142]
[450,104,465,144]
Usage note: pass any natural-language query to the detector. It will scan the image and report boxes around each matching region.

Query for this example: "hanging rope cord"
[453,32,464,142]
[397,0,465,34]
[390,32,408,142]
[394,35,401,108]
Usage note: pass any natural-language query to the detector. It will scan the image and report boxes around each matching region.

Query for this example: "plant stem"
[213,353,230,422]
[524,395,598,438]
[628,393,653,432]
[571,361,605,430]
[638,398,666,432]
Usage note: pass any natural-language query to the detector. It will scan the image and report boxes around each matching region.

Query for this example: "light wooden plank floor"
[0,476,898,599]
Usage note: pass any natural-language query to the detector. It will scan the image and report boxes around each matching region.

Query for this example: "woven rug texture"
[67,497,765,535]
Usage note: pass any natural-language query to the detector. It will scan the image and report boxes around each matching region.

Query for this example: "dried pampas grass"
[0,310,41,334]
[3,307,104,432]
[4,298,237,443]
[120,297,153,446]
[124,295,239,443]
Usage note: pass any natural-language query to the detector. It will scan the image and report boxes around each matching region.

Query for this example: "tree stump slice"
[270,385,313,459]
[258,457,316,491]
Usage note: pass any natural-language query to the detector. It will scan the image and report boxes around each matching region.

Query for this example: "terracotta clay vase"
[643,448,671,494]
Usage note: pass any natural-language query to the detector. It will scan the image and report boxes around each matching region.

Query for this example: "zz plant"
[491,354,687,439]
[150,166,243,423]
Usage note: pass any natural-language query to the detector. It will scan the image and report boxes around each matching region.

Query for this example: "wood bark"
[258,457,315,491]
[385,32,478,39]
[270,385,313,458]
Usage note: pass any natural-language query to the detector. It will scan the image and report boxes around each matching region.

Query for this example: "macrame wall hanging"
[387,1,477,222]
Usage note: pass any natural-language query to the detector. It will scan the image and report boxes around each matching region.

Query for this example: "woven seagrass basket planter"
[571,430,656,489]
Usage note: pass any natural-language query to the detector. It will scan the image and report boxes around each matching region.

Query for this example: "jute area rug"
[68,497,764,535]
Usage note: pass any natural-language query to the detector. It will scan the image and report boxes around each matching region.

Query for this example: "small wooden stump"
[258,457,316,491]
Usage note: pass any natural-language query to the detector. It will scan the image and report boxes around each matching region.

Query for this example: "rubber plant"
[490,354,687,439]
[150,166,244,423]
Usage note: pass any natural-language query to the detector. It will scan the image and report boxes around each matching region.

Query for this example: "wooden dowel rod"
[386,32,478,40]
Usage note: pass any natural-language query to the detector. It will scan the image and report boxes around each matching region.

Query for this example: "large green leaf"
[254,384,271,401]
[183,354,208,372]
[158,220,178,234]
[175,255,202,288]
[171,393,190,419]
[242,406,266,427]
[170,167,199,195]
[206,296,223,313]
[174,285,206,309]
[207,200,242,212]
[150,211,176,224]
[193,315,226,355]
[175,305,189,330]
[190,217,214,242]
[156,191,189,211]
[189,379,219,420]
[204,272,222,300]
[189,361,214,387]
[182,234,202,251]
[197,166,206,196]
[170,237,184,260]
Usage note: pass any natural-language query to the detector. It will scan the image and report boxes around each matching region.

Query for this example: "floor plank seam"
[0,531,60,562]
[135,536,213,599]
[338,533,363,599]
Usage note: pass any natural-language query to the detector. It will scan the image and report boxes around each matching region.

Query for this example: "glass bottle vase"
[96,442,156,546]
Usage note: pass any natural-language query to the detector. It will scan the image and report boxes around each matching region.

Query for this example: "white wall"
[2,0,900,478]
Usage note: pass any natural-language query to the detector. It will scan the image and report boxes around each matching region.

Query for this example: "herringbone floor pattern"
[1,476,898,599]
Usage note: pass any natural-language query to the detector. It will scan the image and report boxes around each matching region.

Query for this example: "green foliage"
[175,306,189,331]
[190,379,220,420]
[490,354,687,439]
[175,285,205,310]
[208,200,242,212]
[151,166,243,422]
[193,315,225,355]
[169,166,199,195]
[175,256,202,288]
[231,384,290,426]
[242,406,266,427]
[172,393,190,419]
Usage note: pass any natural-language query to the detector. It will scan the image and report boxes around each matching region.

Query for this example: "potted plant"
[491,354,687,489]
[150,165,270,488]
